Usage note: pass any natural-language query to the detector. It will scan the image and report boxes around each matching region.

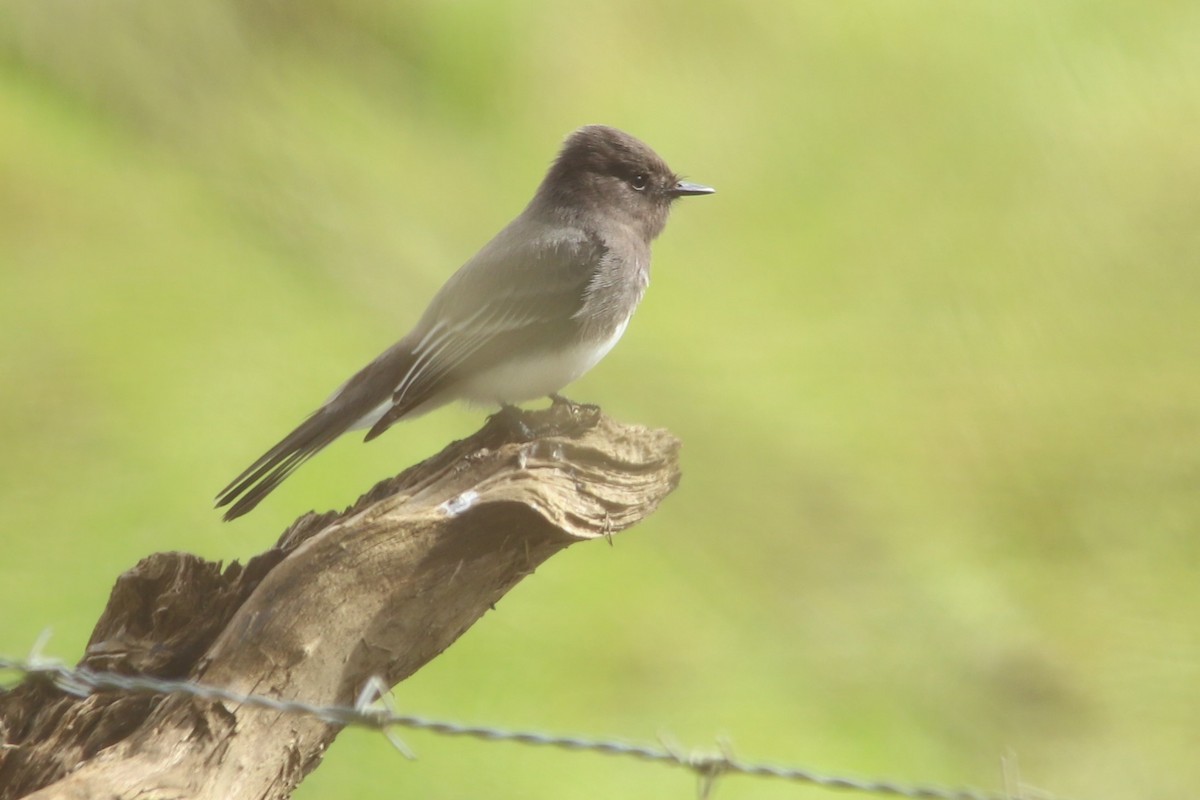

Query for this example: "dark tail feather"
[215,409,349,520]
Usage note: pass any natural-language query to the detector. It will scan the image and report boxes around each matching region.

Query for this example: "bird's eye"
[630,174,648,191]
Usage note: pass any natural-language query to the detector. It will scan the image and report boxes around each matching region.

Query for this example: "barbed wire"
[0,651,1055,800]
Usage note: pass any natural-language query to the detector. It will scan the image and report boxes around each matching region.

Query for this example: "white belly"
[348,319,629,430]
[457,318,629,405]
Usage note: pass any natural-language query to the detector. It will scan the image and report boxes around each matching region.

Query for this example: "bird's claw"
[549,393,599,414]
[489,404,535,440]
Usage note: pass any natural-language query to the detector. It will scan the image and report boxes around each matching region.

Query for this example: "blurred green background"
[2,1,1198,798]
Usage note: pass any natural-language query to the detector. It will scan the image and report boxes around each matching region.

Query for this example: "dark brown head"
[532,124,713,242]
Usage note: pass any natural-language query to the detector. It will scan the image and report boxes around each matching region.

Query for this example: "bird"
[216,124,713,520]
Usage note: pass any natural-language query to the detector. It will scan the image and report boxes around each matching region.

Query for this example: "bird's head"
[535,124,714,241]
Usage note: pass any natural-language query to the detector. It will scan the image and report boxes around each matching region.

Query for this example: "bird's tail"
[215,408,351,521]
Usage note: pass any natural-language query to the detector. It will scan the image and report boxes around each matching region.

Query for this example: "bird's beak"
[669,180,716,197]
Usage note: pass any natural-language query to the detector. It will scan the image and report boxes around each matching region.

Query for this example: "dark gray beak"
[669,180,716,197]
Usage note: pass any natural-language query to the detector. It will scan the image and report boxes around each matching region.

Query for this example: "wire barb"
[0,653,1047,800]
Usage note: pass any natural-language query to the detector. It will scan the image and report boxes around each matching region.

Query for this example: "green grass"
[2,2,1198,798]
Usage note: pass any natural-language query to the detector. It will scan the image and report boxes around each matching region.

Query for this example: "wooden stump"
[0,404,681,800]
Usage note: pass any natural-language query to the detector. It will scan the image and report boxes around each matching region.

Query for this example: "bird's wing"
[363,226,606,439]
[215,225,605,518]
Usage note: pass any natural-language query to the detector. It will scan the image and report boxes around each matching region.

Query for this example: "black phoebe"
[216,124,713,520]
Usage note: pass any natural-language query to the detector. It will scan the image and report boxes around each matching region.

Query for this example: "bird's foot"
[488,403,535,440]
[486,398,601,444]
[546,394,601,432]
[549,393,600,414]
